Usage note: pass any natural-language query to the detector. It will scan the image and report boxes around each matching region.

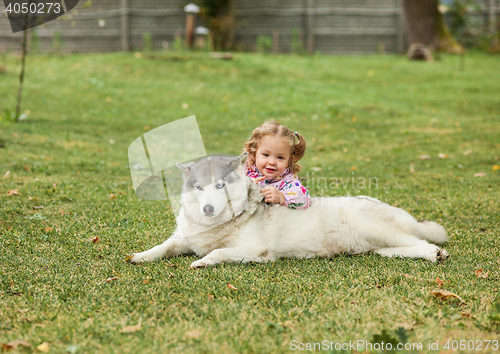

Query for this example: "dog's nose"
[203,204,214,215]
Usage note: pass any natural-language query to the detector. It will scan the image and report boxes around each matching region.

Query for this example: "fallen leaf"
[121,320,141,333]
[7,189,21,196]
[185,329,201,339]
[474,269,489,279]
[23,165,30,172]
[430,290,464,302]
[227,283,237,290]
[435,277,444,288]
[44,227,53,232]
[106,276,118,282]
[418,154,431,160]
[2,340,31,350]
[463,149,472,155]
[474,172,486,177]
[33,206,44,210]
[350,166,357,171]
[92,236,100,244]
[493,165,500,171]
[109,139,115,144]
[438,153,449,159]
[66,345,79,354]
[37,341,50,353]
[207,294,215,300]
[410,163,415,174]
[109,193,117,200]
[3,170,10,178]
[310,167,322,172]
[182,103,189,109]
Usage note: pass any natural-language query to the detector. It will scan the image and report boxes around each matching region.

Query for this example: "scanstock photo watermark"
[2,0,79,33]
[289,339,499,352]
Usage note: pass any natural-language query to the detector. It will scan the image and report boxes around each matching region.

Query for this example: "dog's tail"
[414,220,448,244]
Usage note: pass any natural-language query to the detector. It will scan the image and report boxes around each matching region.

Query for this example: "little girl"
[243,120,310,209]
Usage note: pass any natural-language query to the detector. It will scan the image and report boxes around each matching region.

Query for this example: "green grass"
[1,51,499,353]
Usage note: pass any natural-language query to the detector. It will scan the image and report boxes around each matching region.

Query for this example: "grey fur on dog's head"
[175,153,251,228]
[176,153,248,192]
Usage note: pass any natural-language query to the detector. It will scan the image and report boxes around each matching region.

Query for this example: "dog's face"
[176,153,249,226]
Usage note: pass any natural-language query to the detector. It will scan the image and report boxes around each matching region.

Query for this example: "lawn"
[0,50,499,353]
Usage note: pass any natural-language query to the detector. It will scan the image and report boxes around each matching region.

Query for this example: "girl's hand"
[261,186,285,205]
[251,176,265,184]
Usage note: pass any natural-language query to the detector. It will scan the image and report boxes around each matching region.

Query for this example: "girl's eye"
[216,182,225,189]
[197,186,203,191]
[262,153,269,157]
[278,156,284,160]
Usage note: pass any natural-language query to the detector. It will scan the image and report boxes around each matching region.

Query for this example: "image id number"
[5,2,62,14]
[444,339,499,351]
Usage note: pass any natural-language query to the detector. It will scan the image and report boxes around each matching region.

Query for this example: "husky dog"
[128,153,450,267]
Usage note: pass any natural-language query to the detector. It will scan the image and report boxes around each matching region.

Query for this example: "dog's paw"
[189,258,215,268]
[436,249,450,264]
[127,252,148,264]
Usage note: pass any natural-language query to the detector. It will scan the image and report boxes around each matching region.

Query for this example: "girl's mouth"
[265,168,276,173]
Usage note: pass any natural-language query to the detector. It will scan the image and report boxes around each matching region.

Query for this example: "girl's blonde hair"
[243,120,306,175]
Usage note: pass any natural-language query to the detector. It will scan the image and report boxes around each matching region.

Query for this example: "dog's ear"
[239,152,249,164]
[228,153,247,171]
[176,161,195,171]
[176,161,195,179]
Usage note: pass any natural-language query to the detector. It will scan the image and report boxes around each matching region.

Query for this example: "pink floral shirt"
[245,163,311,209]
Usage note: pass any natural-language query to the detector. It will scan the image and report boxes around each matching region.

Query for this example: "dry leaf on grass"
[121,320,141,333]
[410,163,416,174]
[7,189,21,196]
[185,329,201,339]
[37,341,50,353]
[474,172,486,177]
[435,277,444,288]
[45,227,53,232]
[438,153,449,159]
[106,276,118,282]
[430,290,464,302]
[474,269,489,278]
[227,283,237,290]
[3,171,10,179]
[207,294,215,300]
[91,236,100,244]
[418,154,431,160]
[463,149,472,155]
[109,193,117,201]
[23,165,30,172]
[2,340,32,350]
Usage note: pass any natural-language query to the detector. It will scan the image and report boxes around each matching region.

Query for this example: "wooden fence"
[0,0,498,54]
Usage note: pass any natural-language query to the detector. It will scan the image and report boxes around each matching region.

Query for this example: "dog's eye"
[216,182,225,189]
[196,185,203,191]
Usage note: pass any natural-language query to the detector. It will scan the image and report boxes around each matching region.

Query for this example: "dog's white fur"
[129,154,450,267]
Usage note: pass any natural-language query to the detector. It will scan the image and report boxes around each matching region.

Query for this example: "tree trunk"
[403,0,463,53]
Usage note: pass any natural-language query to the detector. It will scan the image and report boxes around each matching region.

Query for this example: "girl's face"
[255,135,291,179]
